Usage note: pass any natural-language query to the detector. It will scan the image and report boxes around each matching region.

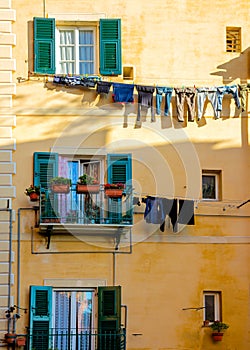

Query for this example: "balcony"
[34,185,133,250]
[23,328,126,350]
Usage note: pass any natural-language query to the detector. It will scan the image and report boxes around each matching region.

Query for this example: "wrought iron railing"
[38,185,133,226]
[27,328,126,350]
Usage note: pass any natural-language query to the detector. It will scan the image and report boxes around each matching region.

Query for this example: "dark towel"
[96,81,112,94]
[178,199,195,225]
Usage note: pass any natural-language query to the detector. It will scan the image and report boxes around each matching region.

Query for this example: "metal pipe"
[112,253,116,285]
[0,206,13,333]
[17,208,38,327]
[43,0,46,17]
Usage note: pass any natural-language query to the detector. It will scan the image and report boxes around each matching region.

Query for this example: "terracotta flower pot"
[76,184,100,194]
[51,184,70,194]
[5,333,17,344]
[105,189,123,198]
[16,337,26,346]
[29,192,39,201]
[212,332,224,341]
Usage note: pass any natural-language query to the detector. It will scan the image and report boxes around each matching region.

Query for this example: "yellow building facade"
[0,0,250,349]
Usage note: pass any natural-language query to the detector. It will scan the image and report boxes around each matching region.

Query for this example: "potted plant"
[4,333,17,344]
[24,184,40,202]
[76,174,100,194]
[16,336,26,346]
[104,183,125,198]
[50,177,71,194]
[209,321,229,341]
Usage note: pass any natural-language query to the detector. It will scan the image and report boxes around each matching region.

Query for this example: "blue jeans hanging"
[156,87,173,116]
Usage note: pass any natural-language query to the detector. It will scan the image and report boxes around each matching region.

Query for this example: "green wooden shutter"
[33,152,58,190]
[98,286,121,350]
[107,154,132,224]
[33,152,58,220]
[100,19,122,75]
[107,154,132,185]
[29,286,53,350]
[34,17,55,74]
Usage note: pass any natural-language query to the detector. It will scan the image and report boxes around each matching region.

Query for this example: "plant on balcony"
[209,321,229,341]
[24,184,40,202]
[76,174,100,194]
[104,183,125,198]
[50,177,71,194]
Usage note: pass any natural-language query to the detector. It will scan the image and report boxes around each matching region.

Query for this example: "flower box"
[105,188,123,198]
[76,184,100,194]
[51,184,70,194]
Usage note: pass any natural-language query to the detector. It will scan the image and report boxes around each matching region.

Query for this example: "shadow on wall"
[210,47,250,84]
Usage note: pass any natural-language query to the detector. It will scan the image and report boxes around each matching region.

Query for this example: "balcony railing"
[38,185,133,226]
[26,328,126,350]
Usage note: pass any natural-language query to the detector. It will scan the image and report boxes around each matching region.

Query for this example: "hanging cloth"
[144,196,165,224]
[136,85,155,122]
[96,81,112,94]
[178,199,195,225]
[113,83,135,103]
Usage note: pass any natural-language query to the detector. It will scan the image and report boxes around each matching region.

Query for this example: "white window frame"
[203,291,221,324]
[55,25,97,75]
[202,170,221,201]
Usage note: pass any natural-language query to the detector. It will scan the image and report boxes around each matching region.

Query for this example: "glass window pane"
[79,62,94,75]
[60,47,74,61]
[79,30,93,45]
[202,175,216,199]
[60,30,75,45]
[79,47,94,61]
[59,62,74,75]
[205,295,215,321]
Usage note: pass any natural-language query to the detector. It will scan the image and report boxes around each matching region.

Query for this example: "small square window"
[202,170,221,200]
[203,291,221,323]
[226,27,241,52]
[123,66,135,80]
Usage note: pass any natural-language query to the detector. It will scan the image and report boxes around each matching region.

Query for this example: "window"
[202,170,221,200]
[33,17,122,75]
[29,286,122,350]
[57,27,96,75]
[33,152,133,225]
[226,27,241,52]
[203,291,221,323]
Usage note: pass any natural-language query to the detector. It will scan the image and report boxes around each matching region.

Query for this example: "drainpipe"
[43,0,46,17]
[112,253,116,286]
[0,202,13,333]
[17,207,37,330]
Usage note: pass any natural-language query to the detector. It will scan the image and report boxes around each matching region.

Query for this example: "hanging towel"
[113,83,135,103]
[96,81,112,94]
[178,199,195,225]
